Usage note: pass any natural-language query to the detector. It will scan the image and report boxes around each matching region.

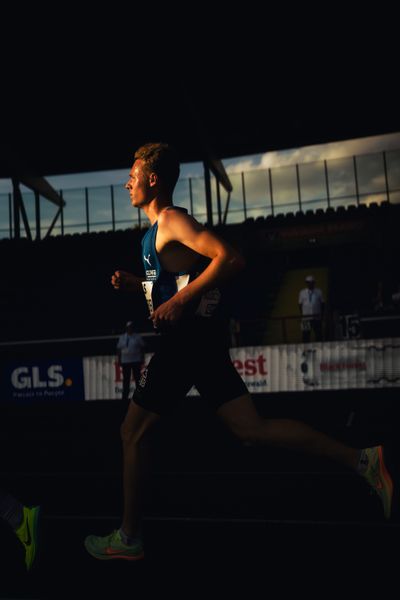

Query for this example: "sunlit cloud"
[224,157,262,173]
[223,132,400,174]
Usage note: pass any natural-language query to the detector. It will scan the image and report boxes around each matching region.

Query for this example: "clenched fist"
[111,270,144,292]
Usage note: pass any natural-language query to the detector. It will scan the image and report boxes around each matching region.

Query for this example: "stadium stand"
[0,201,399,595]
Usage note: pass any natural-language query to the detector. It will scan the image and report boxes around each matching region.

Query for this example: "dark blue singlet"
[140,207,220,317]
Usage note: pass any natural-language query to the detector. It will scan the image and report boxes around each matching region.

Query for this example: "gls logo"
[11,365,64,390]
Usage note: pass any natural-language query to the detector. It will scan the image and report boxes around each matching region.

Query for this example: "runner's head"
[134,142,180,195]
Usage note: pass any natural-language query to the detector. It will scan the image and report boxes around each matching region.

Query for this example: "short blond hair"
[134,142,180,193]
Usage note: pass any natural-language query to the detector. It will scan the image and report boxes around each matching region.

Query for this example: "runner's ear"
[149,172,157,187]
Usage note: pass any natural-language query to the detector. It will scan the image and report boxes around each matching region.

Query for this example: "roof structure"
[1,16,399,178]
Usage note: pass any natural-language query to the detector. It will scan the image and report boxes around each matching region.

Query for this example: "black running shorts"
[133,317,248,416]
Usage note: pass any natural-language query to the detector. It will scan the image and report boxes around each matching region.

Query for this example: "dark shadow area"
[0,389,399,597]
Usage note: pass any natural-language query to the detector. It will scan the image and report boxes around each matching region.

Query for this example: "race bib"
[142,281,154,315]
[195,288,221,317]
[142,274,220,318]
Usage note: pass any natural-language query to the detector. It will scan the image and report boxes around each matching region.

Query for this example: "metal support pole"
[12,178,21,239]
[35,191,41,240]
[111,185,116,230]
[382,151,390,203]
[353,156,360,205]
[324,159,331,208]
[216,179,222,224]
[268,168,274,216]
[203,162,213,226]
[241,172,247,220]
[8,192,13,238]
[296,164,302,212]
[85,188,90,232]
[60,190,64,236]
[189,178,194,215]
[12,179,32,241]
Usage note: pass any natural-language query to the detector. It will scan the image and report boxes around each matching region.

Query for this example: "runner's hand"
[111,270,140,291]
[149,298,184,329]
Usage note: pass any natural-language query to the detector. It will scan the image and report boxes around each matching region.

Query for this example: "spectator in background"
[298,275,325,343]
[0,490,40,570]
[391,281,400,312]
[372,280,385,313]
[117,321,145,400]
[229,317,241,347]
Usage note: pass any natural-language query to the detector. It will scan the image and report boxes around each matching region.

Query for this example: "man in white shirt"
[117,321,145,400]
[298,275,325,342]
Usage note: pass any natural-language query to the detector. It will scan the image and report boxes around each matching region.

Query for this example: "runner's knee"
[120,416,155,446]
[227,418,265,445]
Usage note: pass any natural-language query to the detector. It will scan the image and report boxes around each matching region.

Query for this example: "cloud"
[217,132,400,181]
[224,156,263,173]
[244,132,400,171]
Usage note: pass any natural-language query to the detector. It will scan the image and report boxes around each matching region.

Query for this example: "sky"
[1,131,399,195]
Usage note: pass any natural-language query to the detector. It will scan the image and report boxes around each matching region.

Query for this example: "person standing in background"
[298,275,325,343]
[117,321,145,400]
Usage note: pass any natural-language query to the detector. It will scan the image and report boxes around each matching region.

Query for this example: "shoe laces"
[109,530,122,543]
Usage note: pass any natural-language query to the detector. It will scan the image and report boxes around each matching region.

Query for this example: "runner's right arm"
[111,270,144,293]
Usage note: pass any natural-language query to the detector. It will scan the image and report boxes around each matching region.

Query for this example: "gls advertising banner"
[1,359,84,402]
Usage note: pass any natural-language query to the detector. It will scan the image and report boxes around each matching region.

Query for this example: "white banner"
[83,355,151,401]
[83,338,400,400]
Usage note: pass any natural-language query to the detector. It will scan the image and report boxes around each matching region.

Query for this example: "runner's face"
[125,159,151,208]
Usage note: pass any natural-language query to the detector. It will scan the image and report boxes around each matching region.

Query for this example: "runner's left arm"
[150,210,245,327]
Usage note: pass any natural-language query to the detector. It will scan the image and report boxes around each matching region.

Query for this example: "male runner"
[84,143,393,561]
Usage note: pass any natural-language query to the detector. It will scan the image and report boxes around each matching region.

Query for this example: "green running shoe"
[84,529,144,561]
[14,505,40,571]
[362,445,393,520]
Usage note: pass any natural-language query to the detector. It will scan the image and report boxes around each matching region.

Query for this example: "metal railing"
[235,312,400,347]
[1,148,399,240]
